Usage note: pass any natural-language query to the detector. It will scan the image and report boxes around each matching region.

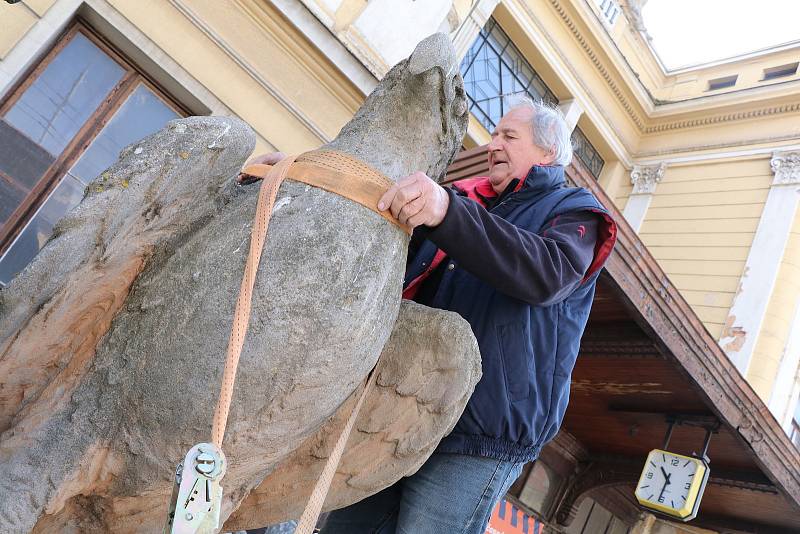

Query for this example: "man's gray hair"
[504,95,573,167]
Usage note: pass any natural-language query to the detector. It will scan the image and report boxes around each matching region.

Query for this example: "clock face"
[635,449,709,521]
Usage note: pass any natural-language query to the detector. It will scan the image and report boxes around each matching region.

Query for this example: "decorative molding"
[635,136,800,161]
[269,0,377,96]
[558,98,584,131]
[620,1,647,34]
[451,0,499,61]
[546,0,647,131]
[645,102,800,134]
[771,151,800,185]
[336,24,390,79]
[579,338,664,358]
[553,457,640,526]
[630,162,665,194]
[547,430,590,465]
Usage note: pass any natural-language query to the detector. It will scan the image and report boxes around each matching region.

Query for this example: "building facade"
[2,0,800,532]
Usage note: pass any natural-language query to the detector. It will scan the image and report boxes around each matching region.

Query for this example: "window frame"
[0,20,189,258]
[570,125,605,179]
[706,75,738,91]
[762,62,799,81]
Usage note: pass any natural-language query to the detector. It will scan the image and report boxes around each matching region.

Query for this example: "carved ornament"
[771,151,800,185]
[630,162,666,194]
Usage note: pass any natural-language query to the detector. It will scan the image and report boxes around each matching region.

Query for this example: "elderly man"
[320,97,616,533]
[252,98,616,533]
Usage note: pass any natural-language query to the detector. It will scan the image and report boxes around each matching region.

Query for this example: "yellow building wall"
[105,0,362,156]
[613,179,632,212]
[747,210,800,401]
[638,157,773,339]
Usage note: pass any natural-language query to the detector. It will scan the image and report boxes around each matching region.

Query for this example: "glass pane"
[519,461,558,515]
[488,22,508,52]
[4,32,125,156]
[69,84,179,184]
[0,176,26,226]
[0,173,83,285]
[0,120,56,191]
[571,127,604,179]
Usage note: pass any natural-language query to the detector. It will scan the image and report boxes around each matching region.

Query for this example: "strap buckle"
[164,443,227,534]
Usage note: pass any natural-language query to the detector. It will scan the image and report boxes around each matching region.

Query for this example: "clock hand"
[657,467,671,501]
[660,466,671,485]
[657,479,668,501]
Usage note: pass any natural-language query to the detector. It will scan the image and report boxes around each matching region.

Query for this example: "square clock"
[635,449,710,521]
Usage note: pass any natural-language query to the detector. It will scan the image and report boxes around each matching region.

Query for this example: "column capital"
[771,151,800,185]
[630,162,666,194]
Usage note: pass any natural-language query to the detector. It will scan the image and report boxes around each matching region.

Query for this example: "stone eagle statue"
[0,33,481,533]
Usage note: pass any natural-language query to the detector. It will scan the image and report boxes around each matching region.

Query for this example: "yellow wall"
[104,0,362,155]
[613,179,632,212]
[638,158,773,339]
[747,210,800,400]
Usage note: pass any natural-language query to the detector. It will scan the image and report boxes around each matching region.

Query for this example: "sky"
[642,0,800,70]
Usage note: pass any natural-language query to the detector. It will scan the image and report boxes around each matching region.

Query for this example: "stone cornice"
[645,102,800,134]
[771,151,800,185]
[546,0,647,131]
[630,162,665,194]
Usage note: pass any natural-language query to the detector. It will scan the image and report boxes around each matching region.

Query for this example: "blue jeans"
[320,452,524,534]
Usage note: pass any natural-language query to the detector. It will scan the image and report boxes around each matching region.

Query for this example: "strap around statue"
[239,150,412,235]
[187,151,401,533]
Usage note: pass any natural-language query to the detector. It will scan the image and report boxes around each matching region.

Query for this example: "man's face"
[487,107,555,194]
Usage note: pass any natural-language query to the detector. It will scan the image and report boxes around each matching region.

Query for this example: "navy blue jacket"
[403,165,616,462]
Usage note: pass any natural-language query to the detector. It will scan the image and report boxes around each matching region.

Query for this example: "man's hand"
[239,152,288,184]
[378,171,450,229]
[245,151,287,166]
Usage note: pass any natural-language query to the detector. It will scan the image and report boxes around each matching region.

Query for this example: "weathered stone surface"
[0,33,470,533]
[224,300,482,530]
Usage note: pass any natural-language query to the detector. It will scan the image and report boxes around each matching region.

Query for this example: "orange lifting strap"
[203,151,408,534]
